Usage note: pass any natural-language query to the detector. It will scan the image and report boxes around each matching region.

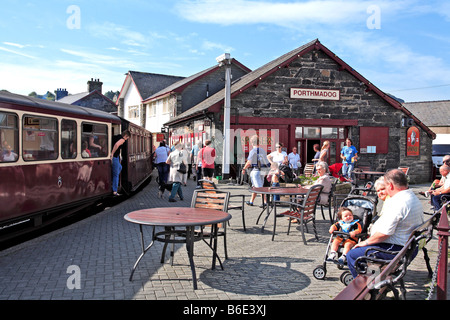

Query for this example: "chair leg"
[320,205,326,220]
[241,206,246,232]
[223,224,228,260]
[300,212,307,245]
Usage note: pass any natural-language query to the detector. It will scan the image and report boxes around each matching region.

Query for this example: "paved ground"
[0,171,447,303]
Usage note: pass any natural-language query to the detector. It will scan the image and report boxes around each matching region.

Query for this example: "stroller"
[313,195,377,285]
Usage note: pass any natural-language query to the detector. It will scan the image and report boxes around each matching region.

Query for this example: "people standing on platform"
[181,143,190,186]
[311,143,321,167]
[267,142,288,166]
[242,135,269,206]
[319,140,330,164]
[199,140,216,181]
[341,138,358,182]
[287,146,301,176]
[110,130,131,196]
[154,141,170,186]
[166,142,188,202]
[193,141,203,188]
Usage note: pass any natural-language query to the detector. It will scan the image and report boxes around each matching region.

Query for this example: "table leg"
[261,195,273,232]
[185,226,198,290]
[129,225,155,281]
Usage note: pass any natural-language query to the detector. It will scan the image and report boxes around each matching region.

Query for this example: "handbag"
[178,162,187,174]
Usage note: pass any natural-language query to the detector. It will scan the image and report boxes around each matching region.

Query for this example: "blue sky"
[1,0,450,102]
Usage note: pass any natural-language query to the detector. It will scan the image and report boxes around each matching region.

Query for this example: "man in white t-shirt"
[346,169,424,278]
[431,165,450,211]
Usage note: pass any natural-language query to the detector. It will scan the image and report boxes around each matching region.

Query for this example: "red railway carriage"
[0,91,152,235]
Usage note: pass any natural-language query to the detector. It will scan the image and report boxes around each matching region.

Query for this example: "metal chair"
[198,179,247,231]
[317,178,338,223]
[274,184,323,244]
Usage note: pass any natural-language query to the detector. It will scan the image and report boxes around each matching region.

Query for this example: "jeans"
[272,182,280,201]
[342,162,355,180]
[112,156,122,193]
[431,193,445,211]
[169,182,183,200]
[346,243,407,278]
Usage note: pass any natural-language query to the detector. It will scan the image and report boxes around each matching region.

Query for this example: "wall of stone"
[225,50,433,183]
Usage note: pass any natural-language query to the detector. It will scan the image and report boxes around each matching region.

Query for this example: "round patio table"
[124,207,231,290]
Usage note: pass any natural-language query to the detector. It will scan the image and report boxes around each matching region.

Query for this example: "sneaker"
[419,191,430,198]
[245,201,253,206]
[338,255,347,265]
[169,198,176,202]
[327,251,337,261]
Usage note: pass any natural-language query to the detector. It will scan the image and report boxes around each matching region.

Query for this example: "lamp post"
[216,53,232,180]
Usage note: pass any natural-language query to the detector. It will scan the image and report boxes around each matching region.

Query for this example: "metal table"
[124,207,231,290]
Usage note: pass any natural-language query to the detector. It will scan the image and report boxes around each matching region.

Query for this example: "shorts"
[250,169,264,188]
[202,167,214,178]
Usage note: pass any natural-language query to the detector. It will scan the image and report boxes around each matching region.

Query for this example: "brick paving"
[0,173,447,301]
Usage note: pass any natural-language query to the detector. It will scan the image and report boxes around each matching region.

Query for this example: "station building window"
[0,112,19,162]
[23,115,58,161]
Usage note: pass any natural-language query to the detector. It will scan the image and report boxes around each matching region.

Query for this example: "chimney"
[55,88,68,100]
[87,78,103,94]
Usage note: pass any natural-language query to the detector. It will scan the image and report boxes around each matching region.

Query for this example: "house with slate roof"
[56,78,116,113]
[117,60,251,148]
[165,39,435,183]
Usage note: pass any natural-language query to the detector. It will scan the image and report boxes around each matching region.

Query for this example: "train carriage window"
[0,112,19,162]
[81,123,108,158]
[61,120,77,159]
[23,115,58,161]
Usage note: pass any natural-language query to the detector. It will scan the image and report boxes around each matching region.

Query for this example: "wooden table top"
[249,186,310,195]
[124,207,231,227]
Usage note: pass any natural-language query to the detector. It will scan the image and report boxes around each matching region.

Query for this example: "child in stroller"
[313,195,376,285]
[327,207,362,265]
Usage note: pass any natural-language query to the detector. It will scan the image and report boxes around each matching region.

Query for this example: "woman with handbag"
[166,141,188,202]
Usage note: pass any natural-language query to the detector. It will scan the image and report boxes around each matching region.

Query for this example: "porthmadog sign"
[290,88,340,101]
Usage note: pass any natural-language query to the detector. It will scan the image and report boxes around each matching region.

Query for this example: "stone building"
[56,78,117,113]
[117,61,250,148]
[166,39,435,183]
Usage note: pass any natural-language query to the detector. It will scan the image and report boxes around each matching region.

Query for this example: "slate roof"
[57,90,115,106]
[403,100,450,127]
[143,59,251,103]
[165,39,436,139]
[126,71,185,101]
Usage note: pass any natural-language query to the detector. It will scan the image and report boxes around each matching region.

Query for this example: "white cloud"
[174,0,408,28]
[0,46,37,59]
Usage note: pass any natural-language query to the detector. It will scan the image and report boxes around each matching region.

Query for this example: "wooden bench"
[334,211,439,300]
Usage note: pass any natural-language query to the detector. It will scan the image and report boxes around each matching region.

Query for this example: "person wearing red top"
[199,140,216,181]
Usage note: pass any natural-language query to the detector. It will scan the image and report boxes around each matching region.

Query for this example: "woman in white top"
[267,142,287,166]
[313,161,332,205]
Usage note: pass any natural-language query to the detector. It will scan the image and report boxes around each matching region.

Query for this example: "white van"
[432,134,450,178]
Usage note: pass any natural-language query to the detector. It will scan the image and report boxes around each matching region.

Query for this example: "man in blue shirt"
[241,135,269,206]
[341,138,358,181]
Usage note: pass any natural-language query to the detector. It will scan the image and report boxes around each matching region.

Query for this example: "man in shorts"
[241,135,269,206]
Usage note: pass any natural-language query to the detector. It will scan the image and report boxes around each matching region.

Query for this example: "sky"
[1,0,450,102]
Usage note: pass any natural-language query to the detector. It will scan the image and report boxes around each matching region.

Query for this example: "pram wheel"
[313,265,327,280]
[340,271,353,286]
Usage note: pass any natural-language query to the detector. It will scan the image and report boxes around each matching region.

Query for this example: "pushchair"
[313,195,377,285]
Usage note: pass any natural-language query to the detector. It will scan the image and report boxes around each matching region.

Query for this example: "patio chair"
[274,184,323,244]
[198,179,247,231]
[191,189,230,259]
[303,163,315,177]
[317,178,338,223]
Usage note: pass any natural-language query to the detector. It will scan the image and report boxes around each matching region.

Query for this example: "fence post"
[436,206,450,300]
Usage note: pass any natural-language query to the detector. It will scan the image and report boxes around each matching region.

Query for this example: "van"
[432,134,450,178]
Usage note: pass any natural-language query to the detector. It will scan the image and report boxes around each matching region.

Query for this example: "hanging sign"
[290,88,340,101]
[406,126,420,156]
